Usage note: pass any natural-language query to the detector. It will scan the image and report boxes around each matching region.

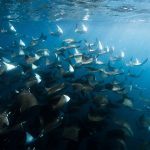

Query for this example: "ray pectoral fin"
[75,24,78,31]
[141,58,148,65]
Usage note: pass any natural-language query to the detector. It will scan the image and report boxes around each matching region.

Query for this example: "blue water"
[0,0,150,150]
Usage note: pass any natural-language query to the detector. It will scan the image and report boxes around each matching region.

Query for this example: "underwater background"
[0,0,150,150]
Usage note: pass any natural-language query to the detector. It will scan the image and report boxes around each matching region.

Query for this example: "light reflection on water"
[1,0,150,22]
